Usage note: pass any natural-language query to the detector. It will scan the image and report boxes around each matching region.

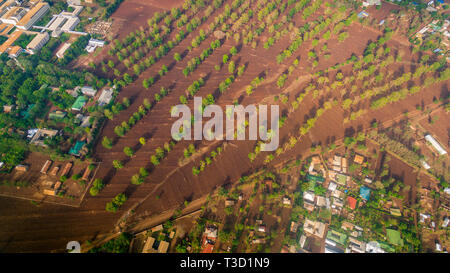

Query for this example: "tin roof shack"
[60,162,72,177]
[40,160,52,174]
[50,165,59,176]
[81,165,93,181]
[424,134,447,155]
[354,154,365,165]
[15,164,29,172]
[75,86,97,97]
[97,88,113,106]
[2,104,14,113]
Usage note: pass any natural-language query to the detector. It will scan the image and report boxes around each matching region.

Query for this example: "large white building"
[61,16,79,32]
[16,2,50,30]
[425,134,447,155]
[56,42,71,59]
[26,32,49,54]
[98,88,114,106]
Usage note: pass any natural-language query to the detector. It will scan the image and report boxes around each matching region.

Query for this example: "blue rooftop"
[69,141,85,156]
[360,186,371,201]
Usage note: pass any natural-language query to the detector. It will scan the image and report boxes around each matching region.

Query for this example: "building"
[225,199,235,207]
[142,237,156,253]
[362,0,381,6]
[2,104,14,113]
[61,162,72,177]
[30,128,58,147]
[316,196,326,207]
[347,196,357,210]
[366,241,385,253]
[283,196,291,206]
[1,6,28,25]
[354,154,365,165]
[26,32,49,54]
[201,225,218,253]
[56,42,71,59]
[61,16,79,32]
[79,86,97,97]
[15,164,29,172]
[156,241,169,253]
[0,30,23,54]
[40,160,52,174]
[71,95,87,111]
[98,88,113,106]
[258,225,266,233]
[328,181,337,192]
[85,38,105,53]
[303,219,326,239]
[67,0,81,5]
[48,110,67,120]
[348,237,366,253]
[48,16,67,31]
[425,134,447,155]
[69,140,85,156]
[360,186,371,201]
[8,45,22,58]
[16,2,50,30]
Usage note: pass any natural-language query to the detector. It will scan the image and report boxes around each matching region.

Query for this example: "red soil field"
[0,0,448,252]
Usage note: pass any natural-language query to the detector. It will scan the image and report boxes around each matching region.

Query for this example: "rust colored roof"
[17,2,48,28]
[347,196,357,210]
[8,45,21,55]
[0,30,22,53]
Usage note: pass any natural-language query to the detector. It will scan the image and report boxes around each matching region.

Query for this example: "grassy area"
[13,33,37,48]
[0,35,7,45]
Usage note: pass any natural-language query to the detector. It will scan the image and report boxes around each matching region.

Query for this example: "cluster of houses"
[300,154,372,217]
[287,153,398,253]
[414,18,450,57]
[141,224,174,253]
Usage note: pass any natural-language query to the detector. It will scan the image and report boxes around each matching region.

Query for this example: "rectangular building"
[56,42,71,59]
[26,32,49,54]
[61,16,79,32]
[425,134,447,155]
[16,2,50,30]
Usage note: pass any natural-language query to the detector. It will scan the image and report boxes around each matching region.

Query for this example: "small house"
[15,164,29,172]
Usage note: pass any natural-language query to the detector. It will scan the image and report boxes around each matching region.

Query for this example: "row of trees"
[113,98,151,139]
[183,39,222,77]
[192,145,223,175]
[105,193,127,212]
[150,141,176,166]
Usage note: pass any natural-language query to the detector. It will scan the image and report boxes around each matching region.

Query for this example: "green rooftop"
[327,229,347,245]
[71,96,87,111]
[69,141,85,156]
[386,229,404,246]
